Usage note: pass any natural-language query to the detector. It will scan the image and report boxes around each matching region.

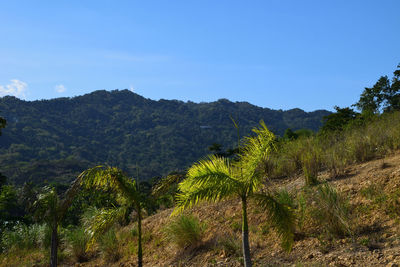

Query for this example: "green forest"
[0,91,329,185]
[0,63,399,267]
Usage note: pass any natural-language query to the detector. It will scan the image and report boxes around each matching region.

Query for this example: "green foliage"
[0,223,47,252]
[65,226,91,262]
[0,90,329,185]
[83,206,126,250]
[354,63,400,114]
[0,185,24,226]
[253,190,296,251]
[77,166,144,266]
[301,141,322,186]
[98,228,121,262]
[174,121,296,267]
[311,183,351,238]
[266,110,400,181]
[320,106,359,133]
[163,214,206,249]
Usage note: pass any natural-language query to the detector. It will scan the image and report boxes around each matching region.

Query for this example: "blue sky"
[0,1,399,111]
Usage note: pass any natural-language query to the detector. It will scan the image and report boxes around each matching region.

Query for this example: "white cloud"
[129,84,135,92]
[55,84,66,93]
[0,79,28,99]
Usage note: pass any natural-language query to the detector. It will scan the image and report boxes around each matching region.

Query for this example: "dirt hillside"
[76,152,400,267]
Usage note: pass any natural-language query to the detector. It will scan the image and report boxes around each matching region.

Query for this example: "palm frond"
[172,156,241,216]
[59,176,82,219]
[78,166,141,206]
[32,186,59,227]
[152,172,185,197]
[239,121,276,191]
[252,191,295,252]
[84,206,126,251]
[172,183,237,216]
[182,155,241,190]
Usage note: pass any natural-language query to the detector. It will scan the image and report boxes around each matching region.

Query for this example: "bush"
[163,214,206,249]
[312,183,351,238]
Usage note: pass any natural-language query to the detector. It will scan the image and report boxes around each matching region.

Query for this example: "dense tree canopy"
[320,106,359,133]
[354,64,400,114]
[0,90,328,185]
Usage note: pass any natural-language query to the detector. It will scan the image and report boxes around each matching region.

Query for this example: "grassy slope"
[26,151,399,267]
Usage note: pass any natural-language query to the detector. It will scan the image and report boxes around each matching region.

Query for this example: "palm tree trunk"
[50,223,58,267]
[241,196,252,267]
[137,206,143,267]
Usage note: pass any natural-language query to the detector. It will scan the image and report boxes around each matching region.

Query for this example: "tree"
[172,121,295,267]
[354,64,400,114]
[320,106,359,133]
[33,179,81,267]
[77,166,144,267]
[283,128,298,140]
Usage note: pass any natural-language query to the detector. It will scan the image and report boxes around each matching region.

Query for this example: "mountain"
[0,89,330,185]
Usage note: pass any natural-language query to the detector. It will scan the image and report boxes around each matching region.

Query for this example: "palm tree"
[33,179,81,267]
[77,166,144,267]
[172,121,295,267]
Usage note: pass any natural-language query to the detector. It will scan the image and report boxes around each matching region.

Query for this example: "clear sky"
[0,1,399,111]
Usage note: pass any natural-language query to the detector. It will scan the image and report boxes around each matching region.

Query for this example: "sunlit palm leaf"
[152,172,185,197]
[239,120,276,192]
[84,206,126,250]
[78,166,140,205]
[173,155,242,216]
[182,155,240,189]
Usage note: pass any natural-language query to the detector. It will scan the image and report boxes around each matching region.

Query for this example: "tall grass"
[311,183,351,238]
[163,214,206,249]
[98,228,121,262]
[268,112,400,181]
[65,226,91,262]
[0,223,47,252]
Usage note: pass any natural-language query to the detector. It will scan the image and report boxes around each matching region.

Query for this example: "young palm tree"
[77,166,144,267]
[172,121,295,267]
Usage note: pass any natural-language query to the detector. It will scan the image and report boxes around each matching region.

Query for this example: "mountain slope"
[0,90,330,184]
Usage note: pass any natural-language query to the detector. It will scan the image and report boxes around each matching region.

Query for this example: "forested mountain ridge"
[0,89,330,185]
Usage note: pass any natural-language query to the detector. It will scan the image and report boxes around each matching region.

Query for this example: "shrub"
[163,214,206,249]
[301,140,322,185]
[312,183,351,238]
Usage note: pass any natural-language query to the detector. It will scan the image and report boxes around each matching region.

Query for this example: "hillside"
[0,90,329,185]
[77,152,400,266]
[4,151,400,266]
